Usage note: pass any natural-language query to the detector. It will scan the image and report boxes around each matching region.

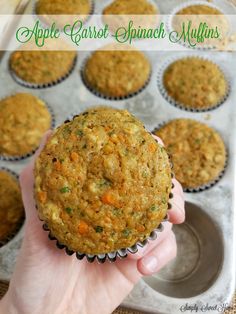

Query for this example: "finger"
[137,231,177,276]
[152,134,164,146]
[128,221,173,260]
[19,131,52,221]
[168,178,185,224]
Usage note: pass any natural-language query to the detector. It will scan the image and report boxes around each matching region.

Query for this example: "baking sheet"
[0,0,235,313]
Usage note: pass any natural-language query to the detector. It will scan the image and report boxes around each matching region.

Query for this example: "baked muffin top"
[154,119,226,189]
[83,46,151,98]
[103,0,158,15]
[0,170,24,243]
[163,58,228,110]
[10,50,76,85]
[0,93,51,157]
[176,4,222,15]
[36,0,91,15]
[35,107,171,254]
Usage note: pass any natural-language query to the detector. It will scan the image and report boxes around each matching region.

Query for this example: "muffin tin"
[0,0,235,312]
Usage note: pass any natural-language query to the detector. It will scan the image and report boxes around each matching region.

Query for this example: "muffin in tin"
[175,4,222,15]
[0,93,52,158]
[0,170,24,245]
[103,0,158,33]
[103,0,158,15]
[34,107,172,255]
[36,0,91,16]
[10,50,77,87]
[162,58,228,111]
[154,119,226,190]
[83,45,151,99]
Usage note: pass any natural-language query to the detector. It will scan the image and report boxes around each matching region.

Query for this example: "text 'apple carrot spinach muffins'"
[0,169,25,247]
[82,45,151,100]
[34,107,172,262]
[159,57,229,112]
[154,119,227,192]
[0,93,53,160]
[9,49,77,88]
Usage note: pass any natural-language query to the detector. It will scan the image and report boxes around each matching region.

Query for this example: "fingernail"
[142,256,158,273]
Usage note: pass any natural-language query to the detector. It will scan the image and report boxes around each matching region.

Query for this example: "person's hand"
[0,132,185,314]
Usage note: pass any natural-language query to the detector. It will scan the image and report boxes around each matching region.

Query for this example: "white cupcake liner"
[167,0,229,50]
[9,54,77,89]
[0,94,56,161]
[0,167,25,248]
[152,120,228,192]
[157,54,231,113]
[80,52,152,101]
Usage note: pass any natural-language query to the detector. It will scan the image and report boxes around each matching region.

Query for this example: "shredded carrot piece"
[70,152,79,162]
[70,134,77,141]
[101,191,117,206]
[78,221,89,234]
[54,160,61,170]
[137,225,145,232]
[149,143,157,152]
[38,191,47,203]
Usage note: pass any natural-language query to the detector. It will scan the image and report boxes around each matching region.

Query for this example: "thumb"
[19,130,52,223]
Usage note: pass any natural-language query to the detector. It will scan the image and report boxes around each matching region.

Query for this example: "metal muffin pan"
[0,0,236,313]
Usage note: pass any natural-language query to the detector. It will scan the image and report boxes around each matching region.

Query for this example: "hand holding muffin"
[0,117,184,314]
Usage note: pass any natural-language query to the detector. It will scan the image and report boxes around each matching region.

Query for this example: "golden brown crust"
[176,4,222,15]
[155,119,226,189]
[83,46,151,98]
[0,171,24,242]
[36,0,91,15]
[34,107,171,254]
[103,0,158,15]
[0,93,51,157]
[10,50,76,85]
[163,58,228,110]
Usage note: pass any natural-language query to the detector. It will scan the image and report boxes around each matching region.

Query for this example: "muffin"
[0,93,52,158]
[172,4,228,48]
[162,58,228,110]
[10,50,77,86]
[103,0,157,15]
[154,119,226,190]
[36,0,91,16]
[34,107,172,255]
[0,170,24,245]
[83,45,151,99]
[175,4,222,15]
[103,0,158,33]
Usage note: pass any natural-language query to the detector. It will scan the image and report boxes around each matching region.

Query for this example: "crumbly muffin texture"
[163,58,228,110]
[10,50,76,85]
[35,107,171,254]
[103,0,158,15]
[83,46,151,98]
[155,119,226,189]
[36,0,91,15]
[176,4,222,15]
[0,93,51,157]
[0,171,24,242]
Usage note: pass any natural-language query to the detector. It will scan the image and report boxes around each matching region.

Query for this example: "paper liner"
[0,167,25,248]
[80,55,152,101]
[9,55,77,89]
[167,0,229,51]
[152,120,228,193]
[0,95,56,161]
[37,114,174,263]
[157,55,230,113]
[32,0,95,28]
